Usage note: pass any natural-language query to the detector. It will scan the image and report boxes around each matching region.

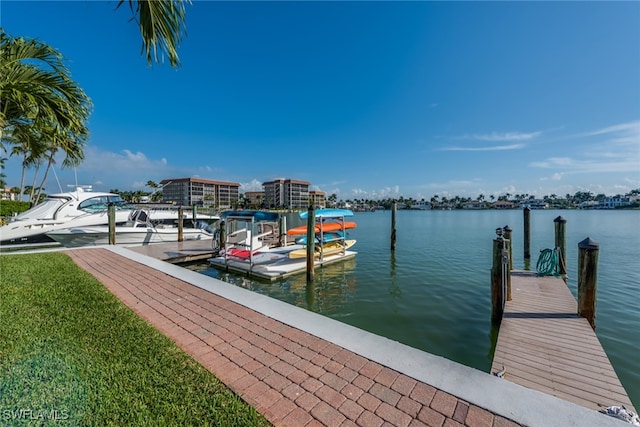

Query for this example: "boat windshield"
[78,195,133,213]
[13,197,69,221]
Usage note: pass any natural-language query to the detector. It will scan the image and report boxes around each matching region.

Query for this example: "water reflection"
[284,258,358,315]
[389,251,401,299]
[188,258,358,317]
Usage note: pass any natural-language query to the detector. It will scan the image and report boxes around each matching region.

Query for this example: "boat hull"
[46,226,213,248]
[0,211,131,246]
[209,249,357,281]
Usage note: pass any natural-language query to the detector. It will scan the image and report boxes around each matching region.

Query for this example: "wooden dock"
[128,239,218,263]
[491,270,635,412]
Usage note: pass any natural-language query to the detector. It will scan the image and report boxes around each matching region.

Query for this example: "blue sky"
[2,1,639,200]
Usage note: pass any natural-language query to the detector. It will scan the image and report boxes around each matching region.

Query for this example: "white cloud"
[439,129,542,152]
[624,177,640,187]
[80,147,168,173]
[530,157,573,168]
[577,120,640,139]
[442,144,525,152]
[471,131,542,142]
[347,186,401,199]
[500,185,517,195]
[239,179,263,192]
[36,146,224,190]
[531,121,640,174]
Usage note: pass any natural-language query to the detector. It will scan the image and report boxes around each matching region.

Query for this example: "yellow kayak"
[288,240,356,259]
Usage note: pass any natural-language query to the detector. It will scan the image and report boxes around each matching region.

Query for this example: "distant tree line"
[328,189,640,211]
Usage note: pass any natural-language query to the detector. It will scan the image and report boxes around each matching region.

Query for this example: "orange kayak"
[286,221,357,236]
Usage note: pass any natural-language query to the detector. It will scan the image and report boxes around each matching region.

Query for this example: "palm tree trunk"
[29,161,41,203]
[19,157,27,202]
[36,153,54,204]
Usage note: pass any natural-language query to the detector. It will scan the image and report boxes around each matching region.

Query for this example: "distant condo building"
[243,191,265,207]
[160,178,240,208]
[263,178,312,210]
[309,190,326,209]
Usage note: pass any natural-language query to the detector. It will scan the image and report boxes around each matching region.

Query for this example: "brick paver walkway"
[67,248,521,427]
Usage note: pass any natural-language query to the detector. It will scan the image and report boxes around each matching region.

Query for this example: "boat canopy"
[299,208,354,219]
[221,210,279,222]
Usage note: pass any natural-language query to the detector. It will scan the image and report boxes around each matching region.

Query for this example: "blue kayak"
[294,231,346,245]
[299,208,354,219]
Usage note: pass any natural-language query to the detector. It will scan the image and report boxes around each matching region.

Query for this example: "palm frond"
[117,0,189,67]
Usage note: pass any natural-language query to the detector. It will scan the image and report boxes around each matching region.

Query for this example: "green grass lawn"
[0,252,271,426]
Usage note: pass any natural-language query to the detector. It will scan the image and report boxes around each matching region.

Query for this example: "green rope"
[536,248,560,276]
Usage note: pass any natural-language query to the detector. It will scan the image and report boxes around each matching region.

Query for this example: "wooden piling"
[523,207,531,261]
[554,216,567,276]
[279,215,287,247]
[108,204,116,245]
[306,206,315,282]
[192,205,197,223]
[305,281,315,311]
[391,202,397,251]
[501,226,512,301]
[219,220,225,250]
[491,236,506,323]
[178,207,184,242]
[503,225,513,271]
[578,237,599,330]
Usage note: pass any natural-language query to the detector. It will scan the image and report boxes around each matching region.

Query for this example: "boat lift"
[221,211,280,270]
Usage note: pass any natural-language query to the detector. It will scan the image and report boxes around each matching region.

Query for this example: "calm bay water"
[187,209,640,408]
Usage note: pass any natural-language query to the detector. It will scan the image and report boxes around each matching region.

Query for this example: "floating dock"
[128,238,219,263]
[491,270,635,412]
[208,250,357,281]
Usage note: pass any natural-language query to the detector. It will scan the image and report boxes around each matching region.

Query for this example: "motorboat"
[0,187,135,246]
[45,209,217,248]
[0,187,220,247]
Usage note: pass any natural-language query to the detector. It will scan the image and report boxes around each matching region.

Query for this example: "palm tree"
[1,31,91,201]
[6,124,46,201]
[116,0,190,67]
[146,180,168,202]
[35,126,87,203]
[0,157,6,189]
[0,31,92,141]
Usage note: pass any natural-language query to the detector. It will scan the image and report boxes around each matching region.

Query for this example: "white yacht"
[0,187,136,246]
[45,209,217,248]
[0,187,220,247]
